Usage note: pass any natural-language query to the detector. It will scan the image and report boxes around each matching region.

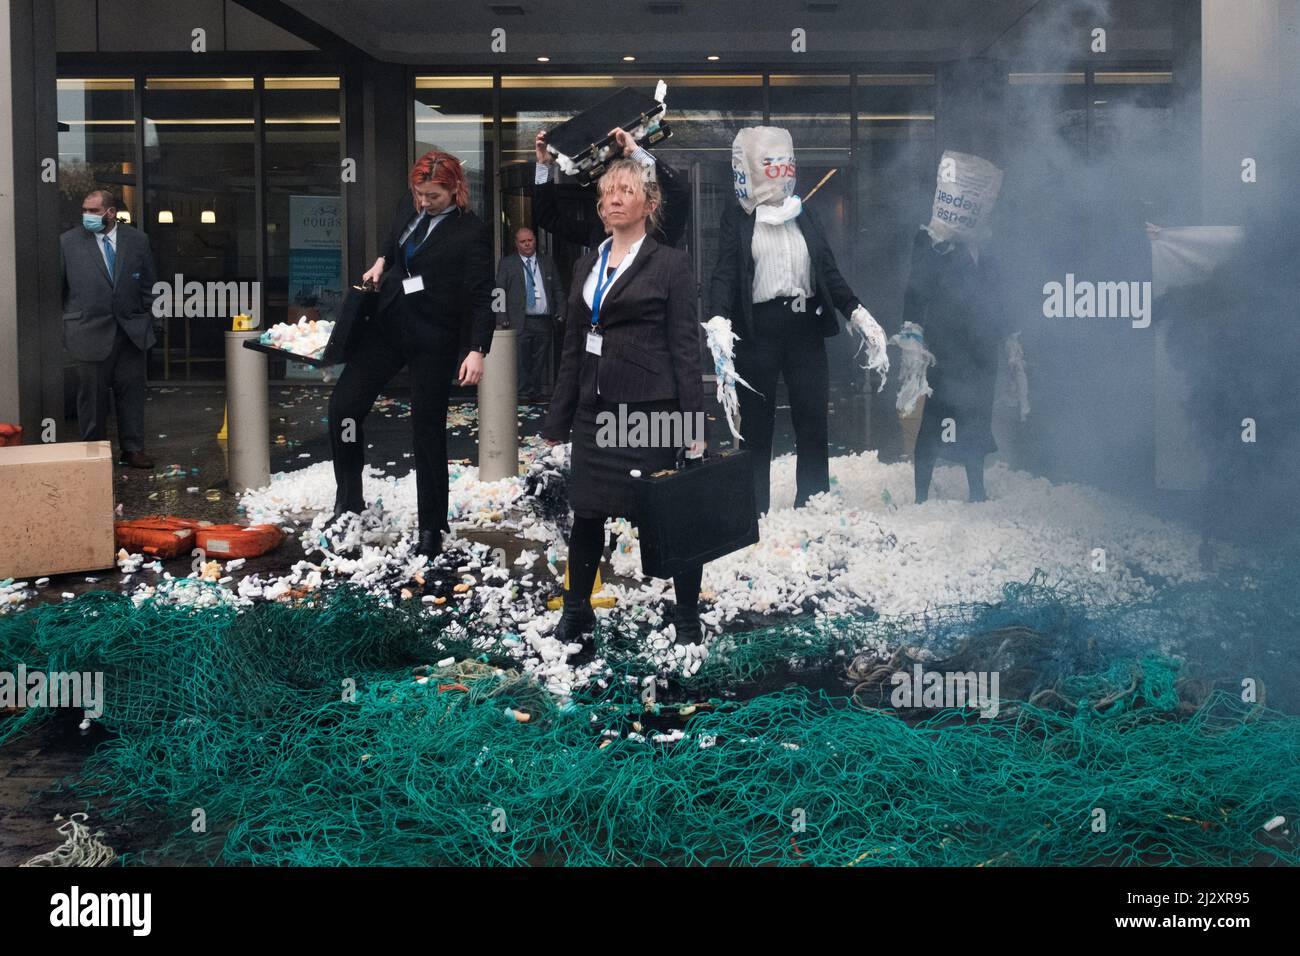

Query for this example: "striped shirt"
[750,219,812,303]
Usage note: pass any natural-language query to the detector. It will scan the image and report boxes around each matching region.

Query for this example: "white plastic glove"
[887,321,935,415]
[702,315,759,443]
[849,304,890,390]
[1006,332,1029,421]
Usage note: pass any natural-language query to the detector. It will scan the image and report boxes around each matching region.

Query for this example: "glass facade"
[57,74,343,382]
[265,77,344,380]
[56,78,137,226]
[144,77,257,380]
[54,64,1170,387]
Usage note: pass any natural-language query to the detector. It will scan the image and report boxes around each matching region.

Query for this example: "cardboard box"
[0,441,116,579]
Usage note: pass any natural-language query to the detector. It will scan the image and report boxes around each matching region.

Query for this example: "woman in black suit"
[328,150,495,564]
[542,158,706,656]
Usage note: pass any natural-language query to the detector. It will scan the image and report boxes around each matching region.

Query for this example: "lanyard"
[590,243,617,329]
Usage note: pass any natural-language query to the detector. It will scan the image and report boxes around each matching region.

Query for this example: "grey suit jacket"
[59,222,159,363]
[495,251,566,331]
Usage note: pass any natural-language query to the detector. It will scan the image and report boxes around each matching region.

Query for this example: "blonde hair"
[595,159,662,234]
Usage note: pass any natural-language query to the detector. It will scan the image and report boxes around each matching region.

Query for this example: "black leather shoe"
[118,450,154,469]
[416,530,442,559]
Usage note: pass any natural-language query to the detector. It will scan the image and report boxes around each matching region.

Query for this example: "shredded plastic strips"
[849,305,890,389]
[1,567,1297,867]
[889,321,936,415]
[702,315,759,442]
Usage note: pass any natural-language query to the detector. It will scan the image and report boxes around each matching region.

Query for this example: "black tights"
[565,514,702,610]
[914,444,987,504]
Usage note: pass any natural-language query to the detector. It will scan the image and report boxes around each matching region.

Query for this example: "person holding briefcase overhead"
[542,158,706,659]
[328,150,494,566]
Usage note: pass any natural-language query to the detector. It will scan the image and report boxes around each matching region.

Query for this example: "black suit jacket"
[542,235,704,441]
[375,196,495,355]
[59,222,159,363]
[532,157,690,249]
[708,203,861,341]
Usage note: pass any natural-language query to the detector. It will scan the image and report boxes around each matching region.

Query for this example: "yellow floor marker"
[547,564,617,609]
[216,405,228,441]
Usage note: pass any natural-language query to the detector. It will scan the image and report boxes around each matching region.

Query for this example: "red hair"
[409,149,470,211]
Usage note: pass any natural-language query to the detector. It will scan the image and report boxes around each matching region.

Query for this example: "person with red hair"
[328,149,495,572]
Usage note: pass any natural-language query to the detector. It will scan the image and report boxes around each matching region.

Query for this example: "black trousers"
[734,297,830,514]
[76,323,147,453]
[328,323,459,533]
[565,514,702,612]
[517,314,554,396]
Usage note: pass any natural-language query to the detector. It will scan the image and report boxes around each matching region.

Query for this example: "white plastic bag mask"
[731,126,797,214]
[924,150,1003,246]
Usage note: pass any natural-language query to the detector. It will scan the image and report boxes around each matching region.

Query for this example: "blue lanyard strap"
[590,243,617,329]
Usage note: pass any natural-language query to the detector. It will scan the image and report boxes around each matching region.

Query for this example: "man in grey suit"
[495,227,565,401]
[60,189,160,468]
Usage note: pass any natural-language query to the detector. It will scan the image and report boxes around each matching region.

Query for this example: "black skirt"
[568,398,683,521]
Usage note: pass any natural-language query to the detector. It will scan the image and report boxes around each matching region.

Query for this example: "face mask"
[924,150,1002,246]
[82,213,105,233]
[731,126,797,215]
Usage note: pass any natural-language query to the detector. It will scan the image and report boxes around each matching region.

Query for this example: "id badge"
[585,331,603,355]
[402,275,424,295]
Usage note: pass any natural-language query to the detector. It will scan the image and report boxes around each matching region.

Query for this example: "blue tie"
[102,236,116,285]
[524,257,536,309]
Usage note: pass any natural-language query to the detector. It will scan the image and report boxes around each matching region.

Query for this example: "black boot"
[416,530,442,559]
[555,590,597,661]
[672,605,703,645]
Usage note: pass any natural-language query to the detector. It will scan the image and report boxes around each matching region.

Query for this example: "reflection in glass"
[265,76,343,379]
[57,79,135,231]
[144,76,256,380]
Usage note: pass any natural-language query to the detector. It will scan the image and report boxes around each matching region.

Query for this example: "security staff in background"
[328,149,495,568]
[60,189,160,468]
[496,227,566,401]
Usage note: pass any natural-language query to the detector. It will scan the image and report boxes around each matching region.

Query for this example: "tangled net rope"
[0,569,1296,866]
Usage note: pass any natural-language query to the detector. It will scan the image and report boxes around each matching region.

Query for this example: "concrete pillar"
[477,330,519,482]
[0,0,61,436]
[1201,0,1300,223]
[224,331,271,492]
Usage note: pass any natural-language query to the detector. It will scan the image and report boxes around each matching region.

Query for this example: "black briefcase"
[322,282,378,364]
[543,86,671,186]
[632,449,759,579]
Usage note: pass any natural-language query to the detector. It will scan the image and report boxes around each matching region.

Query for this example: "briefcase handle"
[675,445,708,470]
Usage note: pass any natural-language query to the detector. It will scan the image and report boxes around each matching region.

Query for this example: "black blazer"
[542,235,704,441]
[59,223,159,363]
[708,203,861,341]
[532,157,691,249]
[375,195,495,355]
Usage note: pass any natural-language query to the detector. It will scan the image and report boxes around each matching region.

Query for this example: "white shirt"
[582,234,646,313]
[98,226,118,276]
[750,219,812,303]
[521,254,549,315]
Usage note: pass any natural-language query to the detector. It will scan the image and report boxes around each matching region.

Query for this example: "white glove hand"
[849,305,890,389]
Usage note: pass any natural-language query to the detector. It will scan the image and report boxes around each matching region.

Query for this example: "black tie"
[405,213,432,267]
